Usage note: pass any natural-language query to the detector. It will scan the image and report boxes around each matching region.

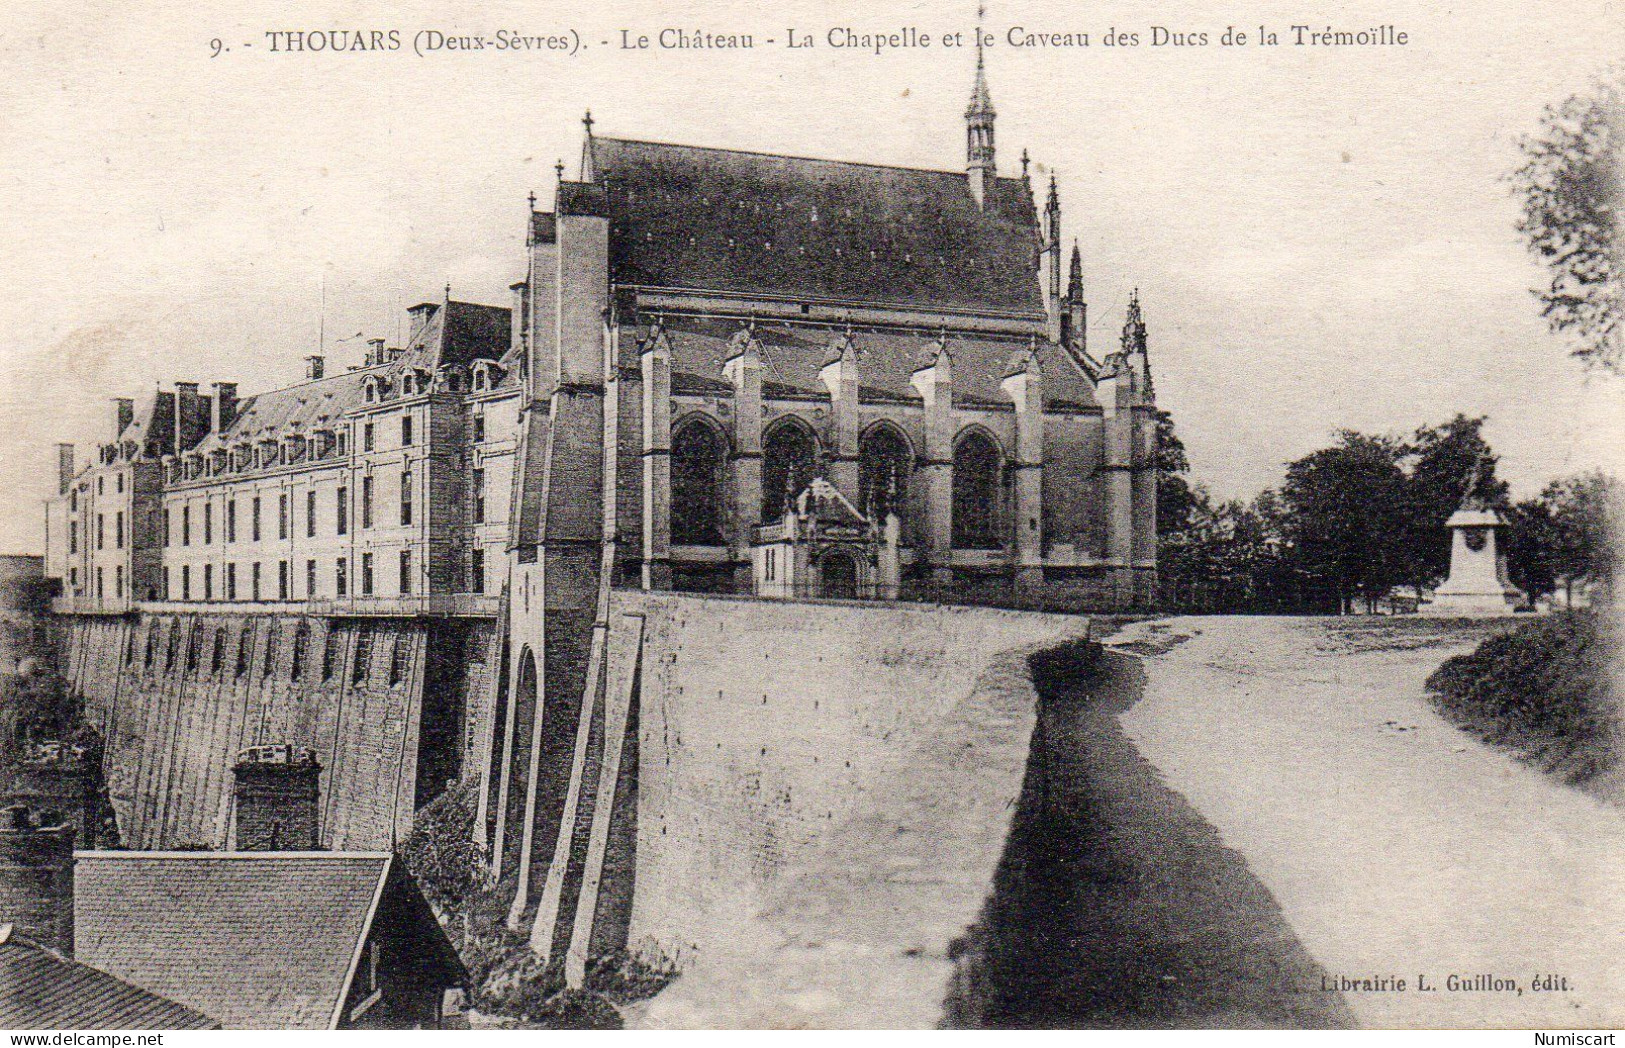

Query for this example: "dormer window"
[364,377,378,403]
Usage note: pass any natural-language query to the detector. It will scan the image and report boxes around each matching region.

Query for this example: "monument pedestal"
[1421,506,1526,617]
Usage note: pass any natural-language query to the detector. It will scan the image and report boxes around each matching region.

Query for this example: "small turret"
[1064,242,1088,352]
[965,43,997,208]
[1120,289,1153,400]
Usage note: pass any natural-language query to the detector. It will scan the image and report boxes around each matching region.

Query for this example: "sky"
[2,0,1621,554]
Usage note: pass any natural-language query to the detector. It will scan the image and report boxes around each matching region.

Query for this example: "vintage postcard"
[0,0,1620,1035]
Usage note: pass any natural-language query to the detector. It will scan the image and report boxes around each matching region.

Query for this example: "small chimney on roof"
[365,338,386,367]
[406,301,440,333]
[305,355,325,381]
[0,805,75,954]
[386,347,405,363]
[231,745,322,851]
[111,398,134,443]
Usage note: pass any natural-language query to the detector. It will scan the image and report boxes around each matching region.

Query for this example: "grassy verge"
[1425,611,1620,797]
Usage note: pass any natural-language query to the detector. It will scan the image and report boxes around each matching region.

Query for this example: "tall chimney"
[366,338,386,367]
[406,302,440,334]
[230,745,321,851]
[305,356,325,381]
[211,382,238,435]
[111,399,134,442]
[0,805,75,954]
[173,383,207,455]
[56,445,74,495]
[2,743,101,850]
[509,280,529,355]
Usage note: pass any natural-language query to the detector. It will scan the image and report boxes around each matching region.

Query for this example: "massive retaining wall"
[59,613,499,850]
[622,592,1090,1027]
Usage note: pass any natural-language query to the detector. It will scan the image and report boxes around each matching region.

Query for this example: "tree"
[1511,71,1624,372]
[1278,432,1414,613]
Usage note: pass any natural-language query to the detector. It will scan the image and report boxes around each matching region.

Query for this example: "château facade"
[37,54,1159,864]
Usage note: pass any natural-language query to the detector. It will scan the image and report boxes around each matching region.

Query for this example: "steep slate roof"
[0,926,218,1030]
[74,852,395,1030]
[654,315,1097,411]
[588,137,1046,315]
[191,300,512,454]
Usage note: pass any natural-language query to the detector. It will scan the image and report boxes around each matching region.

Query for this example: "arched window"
[671,417,727,545]
[859,424,913,526]
[235,627,251,678]
[761,421,819,522]
[389,635,410,686]
[952,429,1003,550]
[322,627,341,682]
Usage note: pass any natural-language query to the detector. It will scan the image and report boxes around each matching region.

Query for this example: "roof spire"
[965,4,997,209]
[1020,148,1030,182]
[1068,241,1084,300]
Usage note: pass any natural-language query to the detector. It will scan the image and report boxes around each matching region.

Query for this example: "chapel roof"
[582,137,1046,315]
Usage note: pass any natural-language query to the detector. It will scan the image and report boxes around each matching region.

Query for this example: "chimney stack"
[366,338,386,367]
[509,280,529,355]
[111,399,134,443]
[56,445,74,495]
[211,382,238,435]
[230,745,322,851]
[406,302,440,334]
[173,383,208,455]
[305,355,325,381]
[2,742,101,850]
[0,805,75,955]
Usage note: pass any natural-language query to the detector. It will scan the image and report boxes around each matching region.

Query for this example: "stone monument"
[1422,459,1526,616]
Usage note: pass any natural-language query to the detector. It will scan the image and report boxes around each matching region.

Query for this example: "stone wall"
[59,612,497,850]
[621,591,1089,1026]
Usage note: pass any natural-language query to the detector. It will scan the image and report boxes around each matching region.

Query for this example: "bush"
[1426,611,1619,787]
[403,778,488,910]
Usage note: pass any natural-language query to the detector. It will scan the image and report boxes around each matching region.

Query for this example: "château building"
[36,53,1159,866]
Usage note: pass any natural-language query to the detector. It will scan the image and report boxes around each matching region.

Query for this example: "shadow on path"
[943,641,1356,1029]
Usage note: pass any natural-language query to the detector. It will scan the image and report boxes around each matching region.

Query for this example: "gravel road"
[1111,615,1624,1028]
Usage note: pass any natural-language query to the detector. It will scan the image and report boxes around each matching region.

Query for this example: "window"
[185,623,201,673]
[400,469,413,526]
[352,627,373,684]
[116,511,125,549]
[291,622,310,682]
[278,494,289,540]
[162,508,170,547]
[251,497,261,541]
[470,549,484,594]
[69,520,77,555]
[402,415,414,446]
[97,476,103,495]
[761,422,818,522]
[226,563,237,600]
[278,560,289,600]
[306,490,317,537]
[165,620,179,670]
[70,566,79,592]
[181,564,190,601]
[306,559,317,598]
[860,424,914,526]
[226,500,236,542]
[363,422,375,452]
[235,627,251,678]
[97,513,105,550]
[181,506,190,546]
[336,486,348,535]
[336,557,348,597]
[145,625,157,668]
[96,567,104,599]
[952,430,1003,550]
[361,552,374,595]
[263,621,279,679]
[251,562,261,601]
[203,563,212,601]
[162,566,170,599]
[203,503,212,545]
[399,549,412,595]
[672,418,727,544]
[322,628,340,681]
[361,476,373,529]
[116,474,123,494]
[115,565,124,599]
[471,469,485,525]
[389,637,409,686]
[70,489,77,512]
[472,413,485,443]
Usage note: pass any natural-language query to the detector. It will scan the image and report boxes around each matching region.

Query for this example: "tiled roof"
[588,137,1046,315]
[0,927,218,1030]
[655,315,1096,411]
[73,852,394,1030]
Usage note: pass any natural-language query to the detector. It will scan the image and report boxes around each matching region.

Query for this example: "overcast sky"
[2,0,1621,554]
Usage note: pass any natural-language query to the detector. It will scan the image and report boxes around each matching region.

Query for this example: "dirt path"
[1111,616,1625,1028]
